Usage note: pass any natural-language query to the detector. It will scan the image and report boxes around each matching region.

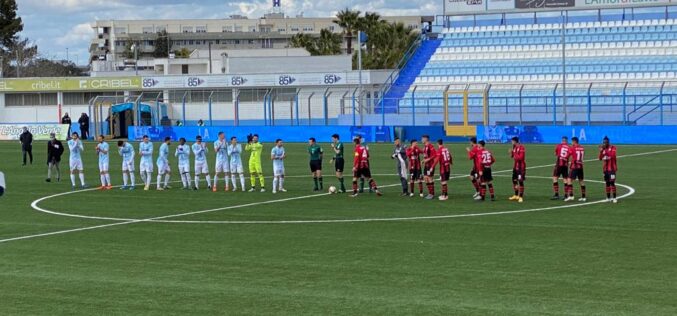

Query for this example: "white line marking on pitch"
[0,147,673,244]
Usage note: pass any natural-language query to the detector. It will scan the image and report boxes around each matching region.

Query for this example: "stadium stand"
[379,10,677,126]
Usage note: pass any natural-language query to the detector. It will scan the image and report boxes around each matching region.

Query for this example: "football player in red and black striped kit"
[466,137,482,198]
[599,136,618,203]
[436,139,452,201]
[474,140,496,201]
[509,137,526,203]
[566,137,586,202]
[421,135,437,200]
[552,136,571,200]
[351,137,382,197]
[406,140,424,197]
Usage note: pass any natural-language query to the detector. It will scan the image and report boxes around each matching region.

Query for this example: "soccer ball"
[328,186,337,194]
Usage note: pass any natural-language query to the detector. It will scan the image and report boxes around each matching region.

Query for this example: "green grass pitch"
[0,140,676,315]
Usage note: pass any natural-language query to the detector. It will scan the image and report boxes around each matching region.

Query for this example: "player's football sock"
[442,183,448,196]
[472,179,480,192]
[605,183,611,198]
[352,181,358,194]
[488,184,495,198]
[100,175,106,186]
[313,177,318,190]
[123,173,129,186]
[611,183,617,198]
[164,174,170,187]
[319,177,323,190]
[273,178,278,191]
[206,175,212,188]
[512,180,518,196]
[79,173,86,186]
[419,182,424,194]
[339,177,345,191]
[194,176,200,189]
[213,175,218,189]
[105,174,111,186]
[581,185,586,198]
[409,181,415,193]
[369,179,378,190]
[70,174,76,186]
[146,173,152,187]
[480,184,486,198]
[518,181,525,197]
[552,182,559,196]
[360,178,365,192]
[427,182,435,195]
[130,173,136,186]
[240,174,245,189]
[250,175,256,187]
[230,175,237,190]
[186,173,192,187]
[157,175,162,189]
[258,174,265,188]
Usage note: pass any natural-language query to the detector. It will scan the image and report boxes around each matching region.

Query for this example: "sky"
[17,0,439,66]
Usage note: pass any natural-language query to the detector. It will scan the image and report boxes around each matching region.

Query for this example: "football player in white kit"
[271,139,287,193]
[228,136,246,191]
[213,132,230,192]
[67,132,87,189]
[156,137,171,191]
[192,135,211,190]
[138,135,154,190]
[175,137,192,190]
[117,140,136,190]
[96,135,112,190]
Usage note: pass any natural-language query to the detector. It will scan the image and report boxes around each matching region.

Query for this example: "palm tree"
[289,33,318,55]
[315,29,342,55]
[359,12,384,54]
[333,8,361,55]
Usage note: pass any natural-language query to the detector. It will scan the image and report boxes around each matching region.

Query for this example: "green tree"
[289,30,341,56]
[0,37,37,77]
[174,47,191,58]
[153,30,170,58]
[333,8,361,55]
[0,0,23,50]
[122,40,135,59]
[289,33,318,55]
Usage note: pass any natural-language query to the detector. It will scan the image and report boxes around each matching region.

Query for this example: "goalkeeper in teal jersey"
[156,137,171,190]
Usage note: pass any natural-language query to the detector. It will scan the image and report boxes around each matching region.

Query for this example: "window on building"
[278,27,286,32]
[329,25,335,31]
[248,26,256,32]
[234,39,240,44]
[248,39,254,44]
[302,25,314,32]
[182,26,194,33]
[188,40,194,45]
[156,26,166,32]
[222,26,232,32]
[290,25,299,32]
[114,27,127,34]
[234,25,242,32]
[5,93,58,106]
[181,64,189,74]
[142,26,154,34]
[196,25,207,33]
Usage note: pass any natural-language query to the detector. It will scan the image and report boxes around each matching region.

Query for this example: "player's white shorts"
[140,160,154,173]
[98,161,109,173]
[69,159,83,171]
[122,159,135,172]
[215,160,230,173]
[230,161,244,174]
[156,160,170,174]
[178,162,190,174]
[273,165,285,177]
[194,161,209,174]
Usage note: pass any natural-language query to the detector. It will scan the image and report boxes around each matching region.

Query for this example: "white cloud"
[56,23,93,46]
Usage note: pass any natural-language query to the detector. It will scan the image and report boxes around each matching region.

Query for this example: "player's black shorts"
[354,167,372,178]
[440,171,450,182]
[424,166,435,177]
[570,168,584,181]
[310,160,322,172]
[481,167,493,182]
[470,168,479,180]
[334,158,344,172]
[409,168,422,180]
[604,171,616,182]
[553,165,569,178]
[512,169,526,181]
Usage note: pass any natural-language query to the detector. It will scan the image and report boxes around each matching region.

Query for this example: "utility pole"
[358,30,363,127]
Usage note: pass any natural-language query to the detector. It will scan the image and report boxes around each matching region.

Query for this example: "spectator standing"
[19,127,33,165]
[61,113,72,138]
[46,133,64,182]
[78,113,90,140]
